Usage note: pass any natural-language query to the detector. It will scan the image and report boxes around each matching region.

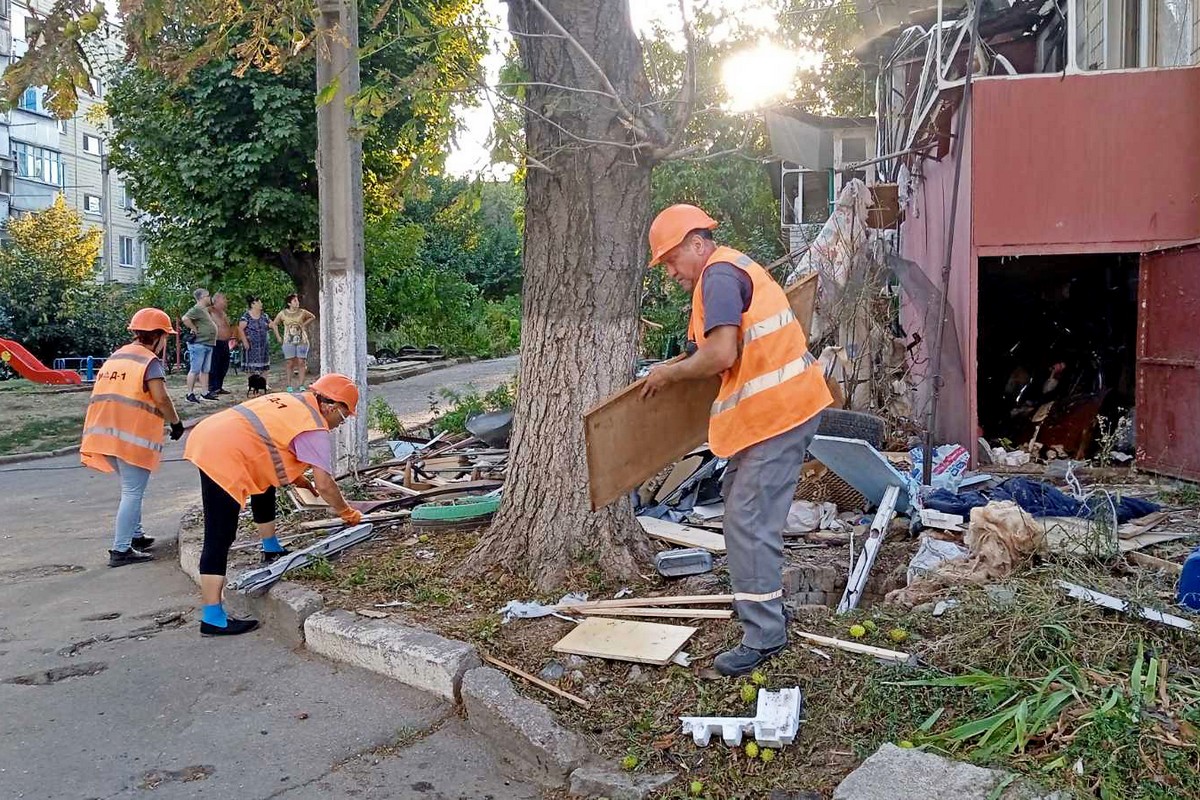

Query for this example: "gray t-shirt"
[183,304,218,345]
[143,357,164,393]
[699,262,753,334]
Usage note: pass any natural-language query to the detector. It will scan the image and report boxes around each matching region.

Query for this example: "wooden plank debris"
[578,607,733,620]
[795,631,911,664]
[551,594,734,611]
[552,617,697,666]
[1057,580,1195,631]
[299,510,411,531]
[1119,530,1192,553]
[919,509,965,531]
[1117,511,1169,540]
[637,516,727,554]
[1126,551,1183,576]
[483,654,591,709]
[584,272,819,510]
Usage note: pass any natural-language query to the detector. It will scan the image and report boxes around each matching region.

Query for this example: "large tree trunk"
[462,0,656,589]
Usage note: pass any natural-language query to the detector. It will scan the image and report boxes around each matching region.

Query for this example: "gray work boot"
[713,643,786,677]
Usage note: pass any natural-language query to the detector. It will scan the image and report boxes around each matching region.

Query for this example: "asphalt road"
[0,359,532,800]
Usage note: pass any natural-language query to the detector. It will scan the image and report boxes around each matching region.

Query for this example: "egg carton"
[679,686,803,748]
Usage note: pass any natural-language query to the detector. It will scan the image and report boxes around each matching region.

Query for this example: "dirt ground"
[0,373,247,457]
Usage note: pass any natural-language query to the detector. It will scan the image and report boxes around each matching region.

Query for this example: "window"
[1155,0,1194,65]
[83,193,101,214]
[57,119,66,135]
[840,137,868,167]
[800,171,831,224]
[18,87,38,112]
[88,76,101,97]
[12,142,64,186]
[82,133,101,155]
[118,184,134,210]
[1076,0,1198,68]
[119,236,135,269]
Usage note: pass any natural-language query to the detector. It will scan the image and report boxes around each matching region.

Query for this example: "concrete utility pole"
[315,0,368,471]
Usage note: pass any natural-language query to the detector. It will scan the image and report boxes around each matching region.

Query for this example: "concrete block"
[304,610,480,701]
[833,744,1068,800]
[179,534,202,584]
[569,766,676,800]
[461,667,590,788]
[224,582,324,648]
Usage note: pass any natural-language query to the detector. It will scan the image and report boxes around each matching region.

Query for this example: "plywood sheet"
[552,617,697,665]
[637,516,727,553]
[585,272,819,510]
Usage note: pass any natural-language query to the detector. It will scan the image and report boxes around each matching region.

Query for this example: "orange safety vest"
[687,246,832,458]
[80,343,166,472]
[184,391,329,506]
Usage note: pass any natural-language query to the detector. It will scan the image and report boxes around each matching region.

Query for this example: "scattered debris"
[680,687,803,747]
[483,654,591,709]
[1057,580,1195,632]
[637,516,726,553]
[794,631,911,665]
[655,548,714,578]
[552,617,697,666]
[838,484,900,613]
[227,523,375,594]
[354,608,390,619]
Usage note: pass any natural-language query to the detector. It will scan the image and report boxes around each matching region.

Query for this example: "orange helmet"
[310,373,360,415]
[647,204,718,266]
[127,307,176,334]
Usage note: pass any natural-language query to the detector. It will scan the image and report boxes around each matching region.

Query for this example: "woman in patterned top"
[271,294,316,392]
[238,296,272,387]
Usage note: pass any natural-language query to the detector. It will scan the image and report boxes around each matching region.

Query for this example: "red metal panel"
[973,68,1200,250]
[1137,244,1200,481]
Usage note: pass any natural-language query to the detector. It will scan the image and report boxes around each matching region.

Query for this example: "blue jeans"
[107,457,152,551]
[187,342,214,375]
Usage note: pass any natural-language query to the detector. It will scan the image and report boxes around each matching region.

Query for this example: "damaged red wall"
[972,67,1200,251]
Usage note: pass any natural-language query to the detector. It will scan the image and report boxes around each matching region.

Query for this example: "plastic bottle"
[1176,545,1200,610]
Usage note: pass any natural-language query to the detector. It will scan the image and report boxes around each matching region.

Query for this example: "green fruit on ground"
[744,742,759,759]
[740,684,758,703]
[848,624,867,639]
[751,669,767,686]
[889,628,909,643]
[898,740,915,748]
[621,754,638,771]
[760,748,776,762]
[862,620,878,632]
[689,779,704,796]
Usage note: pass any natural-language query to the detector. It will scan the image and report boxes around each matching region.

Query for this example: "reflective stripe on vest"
[80,425,164,453]
[710,350,818,415]
[233,404,290,485]
[88,393,163,418]
[742,308,797,346]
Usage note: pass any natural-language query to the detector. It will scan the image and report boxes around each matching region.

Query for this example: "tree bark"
[461,0,656,589]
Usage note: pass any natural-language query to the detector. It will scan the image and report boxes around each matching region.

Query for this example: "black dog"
[247,374,268,397]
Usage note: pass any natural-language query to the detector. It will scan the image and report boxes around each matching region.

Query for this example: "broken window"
[800,172,830,224]
[1155,0,1194,65]
[1074,0,1197,69]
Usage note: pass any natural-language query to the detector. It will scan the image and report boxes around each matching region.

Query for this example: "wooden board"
[637,516,727,553]
[654,455,705,503]
[551,594,733,611]
[579,607,733,620]
[1119,530,1192,553]
[552,617,697,665]
[585,272,819,510]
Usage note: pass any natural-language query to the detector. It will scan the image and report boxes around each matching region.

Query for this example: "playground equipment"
[0,338,83,385]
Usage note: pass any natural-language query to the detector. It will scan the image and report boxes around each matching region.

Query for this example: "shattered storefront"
[860,0,1200,480]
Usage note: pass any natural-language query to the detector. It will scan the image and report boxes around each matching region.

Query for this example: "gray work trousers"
[721,413,822,650]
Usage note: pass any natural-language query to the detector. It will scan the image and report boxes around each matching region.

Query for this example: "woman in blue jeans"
[79,309,186,567]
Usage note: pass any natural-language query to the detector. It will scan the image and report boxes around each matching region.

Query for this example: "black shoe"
[201,392,220,401]
[131,535,156,550]
[216,389,231,395]
[200,617,259,636]
[260,547,290,565]
[186,393,201,404]
[713,643,787,677]
[108,548,154,567]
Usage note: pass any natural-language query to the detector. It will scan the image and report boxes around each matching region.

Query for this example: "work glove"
[169,422,185,441]
[340,507,364,526]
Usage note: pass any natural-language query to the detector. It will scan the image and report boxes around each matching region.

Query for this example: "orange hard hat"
[127,307,176,334]
[310,373,360,415]
[647,204,718,266]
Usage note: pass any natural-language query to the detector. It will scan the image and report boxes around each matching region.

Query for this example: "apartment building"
[6,0,146,283]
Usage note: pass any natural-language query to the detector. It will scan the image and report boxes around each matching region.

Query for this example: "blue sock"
[262,535,285,553]
[202,604,228,628]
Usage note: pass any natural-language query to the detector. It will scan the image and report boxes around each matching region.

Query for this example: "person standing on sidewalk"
[238,296,272,389]
[80,308,186,567]
[180,288,219,404]
[641,204,832,676]
[271,294,315,392]
[183,373,363,636]
[207,292,233,396]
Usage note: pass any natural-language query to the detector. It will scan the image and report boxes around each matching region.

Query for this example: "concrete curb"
[366,357,472,386]
[0,409,211,466]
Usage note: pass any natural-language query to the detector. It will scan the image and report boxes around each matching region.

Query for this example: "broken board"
[637,516,727,553]
[585,272,819,510]
[552,617,697,665]
[807,435,912,512]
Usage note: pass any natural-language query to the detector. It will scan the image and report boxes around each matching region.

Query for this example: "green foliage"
[428,379,516,434]
[366,396,404,439]
[0,198,132,360]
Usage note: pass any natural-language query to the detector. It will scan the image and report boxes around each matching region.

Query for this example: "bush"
[428,379,516,434]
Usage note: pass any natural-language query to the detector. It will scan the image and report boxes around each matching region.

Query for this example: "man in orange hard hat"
[642,204,832,676]
[81,308,185,567]
[183,372,364,636]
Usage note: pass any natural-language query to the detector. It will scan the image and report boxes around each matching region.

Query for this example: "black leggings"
[198,470,276,575]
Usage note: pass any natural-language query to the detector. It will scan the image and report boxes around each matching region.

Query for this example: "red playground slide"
[0,337,82,384]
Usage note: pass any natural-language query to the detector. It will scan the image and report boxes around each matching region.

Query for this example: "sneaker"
[286,386,295,393]
[186,393,201,404]
[713,642,787,677]
[201,392,220,401]
[216,389,231,395]
[108,548,154,568]
[131,535,156,550]
[199,617,259,637]
[260,547,291,565]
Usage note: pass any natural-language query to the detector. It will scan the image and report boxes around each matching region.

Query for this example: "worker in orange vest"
[81,308,185,567]
[643,204,832,676]
[183,373,364,636]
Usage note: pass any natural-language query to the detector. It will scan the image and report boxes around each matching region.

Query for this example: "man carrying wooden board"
[640,204,832,676]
